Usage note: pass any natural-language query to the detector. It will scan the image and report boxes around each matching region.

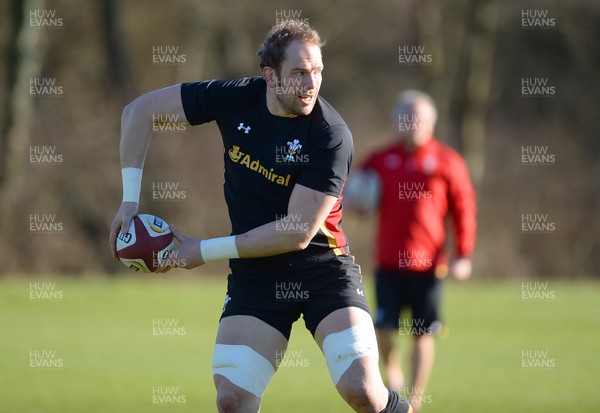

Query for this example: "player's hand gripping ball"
[116,214,174,272]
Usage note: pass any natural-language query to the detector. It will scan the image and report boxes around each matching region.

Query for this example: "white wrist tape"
[121,167,143,203]
[200,236,239,262]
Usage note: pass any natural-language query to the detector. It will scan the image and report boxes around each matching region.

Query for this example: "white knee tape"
[322,324,379,385]
[212,344,275,398]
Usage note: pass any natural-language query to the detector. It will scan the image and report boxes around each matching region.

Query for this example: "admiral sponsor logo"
[228,145,291,186]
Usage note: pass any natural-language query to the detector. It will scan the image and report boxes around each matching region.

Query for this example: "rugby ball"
[116,214,174,272]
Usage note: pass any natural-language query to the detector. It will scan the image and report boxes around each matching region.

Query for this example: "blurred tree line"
[0,0,598,277]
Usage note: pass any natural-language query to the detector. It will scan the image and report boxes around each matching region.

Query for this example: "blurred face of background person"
[394,90,438,151]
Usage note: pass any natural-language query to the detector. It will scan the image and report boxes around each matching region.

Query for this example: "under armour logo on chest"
[237,123,251,134]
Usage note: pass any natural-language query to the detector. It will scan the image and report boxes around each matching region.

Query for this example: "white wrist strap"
[121,167,143,203]
[200,236,239,262]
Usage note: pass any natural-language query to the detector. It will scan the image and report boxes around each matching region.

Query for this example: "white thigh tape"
[212,344,275,398]
[322,324,379,385]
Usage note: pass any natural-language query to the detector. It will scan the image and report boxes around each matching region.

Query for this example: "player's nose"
[304,74,318,91]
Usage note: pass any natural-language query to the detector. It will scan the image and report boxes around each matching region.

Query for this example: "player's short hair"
[394,89,438,124]
[257,19,324,74]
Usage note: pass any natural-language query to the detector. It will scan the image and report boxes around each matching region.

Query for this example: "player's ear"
[262,66,278,88]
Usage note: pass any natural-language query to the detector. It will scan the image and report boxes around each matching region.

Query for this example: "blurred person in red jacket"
[345,90,477,412]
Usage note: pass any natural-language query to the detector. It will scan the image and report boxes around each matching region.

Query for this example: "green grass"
[1,276,599,412]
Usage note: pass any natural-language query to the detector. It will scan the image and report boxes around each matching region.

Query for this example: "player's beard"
[275,79,317,116]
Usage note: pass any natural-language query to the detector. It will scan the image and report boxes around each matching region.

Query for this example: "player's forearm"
[233,185,335,258]
[197,221,312,264]
[235,220,313,258]
[199,184,336,263]
[120,98,154,169]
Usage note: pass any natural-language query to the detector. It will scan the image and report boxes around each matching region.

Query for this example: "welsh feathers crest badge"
[284,139,302,162]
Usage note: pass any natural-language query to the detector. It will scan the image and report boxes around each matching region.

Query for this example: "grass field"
[1,275,599,412]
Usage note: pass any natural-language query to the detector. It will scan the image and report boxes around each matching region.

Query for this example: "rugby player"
[109,20,413,413]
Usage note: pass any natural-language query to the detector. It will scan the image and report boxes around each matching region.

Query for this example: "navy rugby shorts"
[220,254,371,340]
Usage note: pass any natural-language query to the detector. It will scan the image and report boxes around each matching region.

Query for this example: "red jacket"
[361,138,476,273]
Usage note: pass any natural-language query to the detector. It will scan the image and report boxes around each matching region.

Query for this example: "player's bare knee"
[215,390,242,413]
[341,388,373,411]
[215,392,252,413]
[337,374,374,410]
[214,375,258,413]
